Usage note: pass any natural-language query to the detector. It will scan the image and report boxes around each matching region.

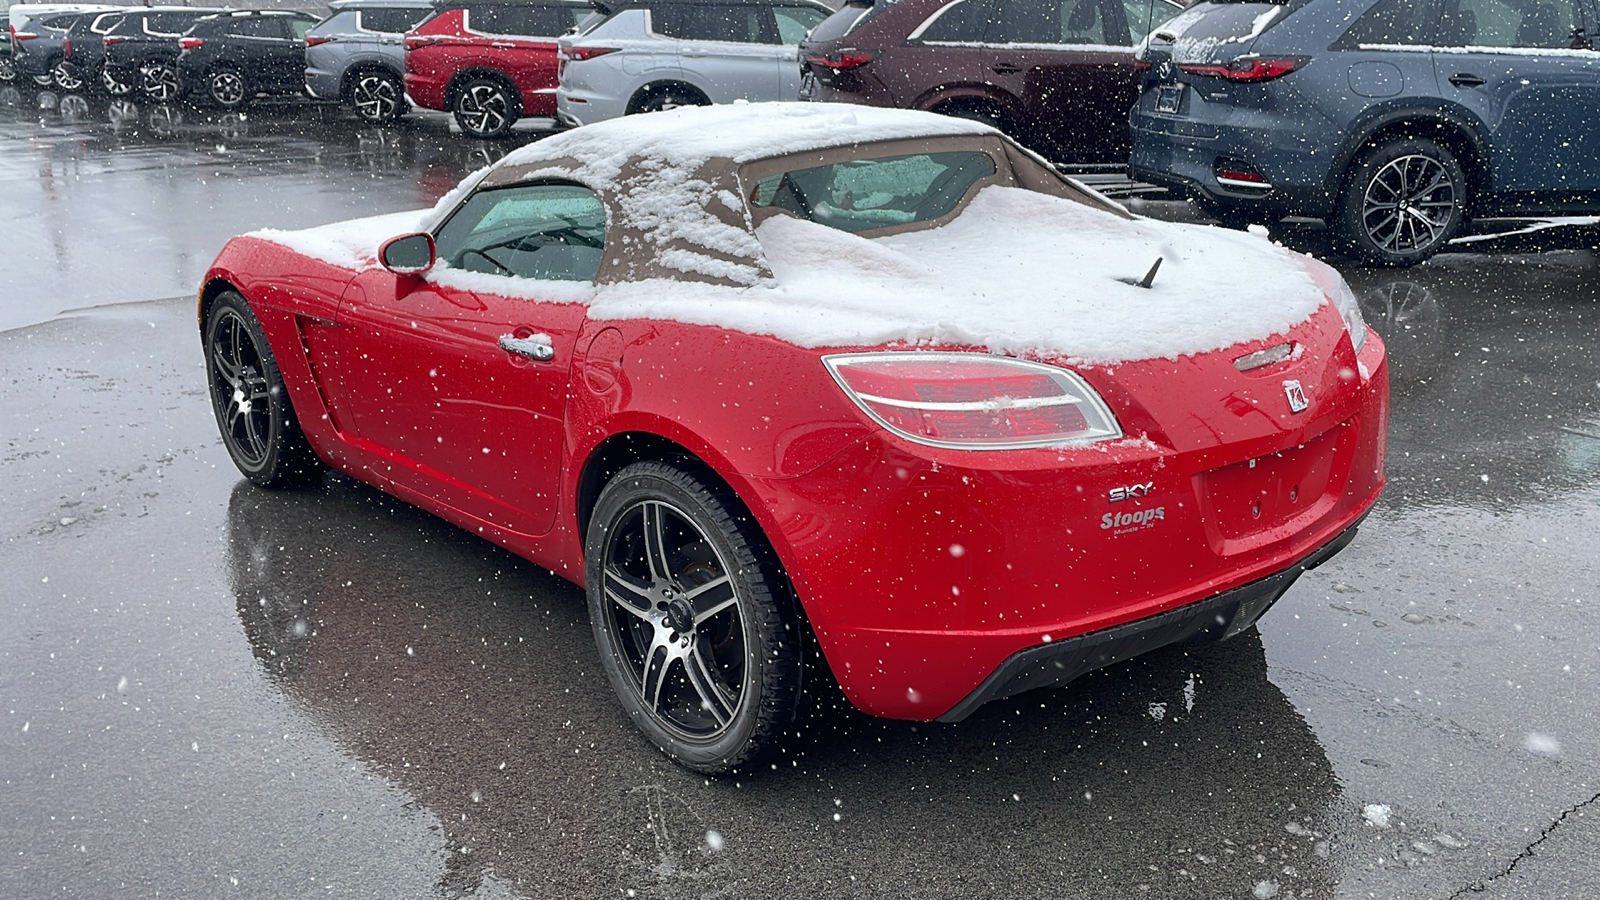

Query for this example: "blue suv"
[1130,0,1600,265]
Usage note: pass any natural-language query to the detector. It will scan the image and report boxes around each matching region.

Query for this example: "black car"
[58,10,131,94]
[12,11,91,90]
[102,7,227,102]
[176,10,322,109]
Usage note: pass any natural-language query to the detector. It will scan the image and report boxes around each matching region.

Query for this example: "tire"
[0,55,16,84]
[32,71,55,87]
[51,58,83,92]
[203,292,323,488]
[935,101,1005,132]
[1335,138,1466,267]
[586,461,802,774]
[452,76,516,138]
[140,61,180,102]
[1193,195,1259,231]
[631,84,709,114]
[101,67,133,97]
[349,69,404,125]
[207,67,248,109]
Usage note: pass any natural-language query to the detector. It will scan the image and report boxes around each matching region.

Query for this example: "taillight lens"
[824,353,1121,449]
[560,45,618,61]
[103,34,126,45]
[178,37,203,50]
[13,30,38,41]
[62,37,71,56]
[1303,258,1368,354]
[1178,55,1305,82]
[404,34,440,50]
[804,49,878,70]
[304,34,332,47]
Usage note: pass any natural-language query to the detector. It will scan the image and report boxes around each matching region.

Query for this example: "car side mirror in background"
[379,232,435,275]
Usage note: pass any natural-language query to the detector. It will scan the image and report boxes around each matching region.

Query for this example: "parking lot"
[2,89,1599,900]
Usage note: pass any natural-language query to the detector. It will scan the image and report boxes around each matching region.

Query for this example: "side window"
[914,0,1009,41]
[359,8,429,34]
[288,18,317,40]
[434,184,607,283]
[1336,0,1436,47]
[229,17,286,39]
[1123,0,1181,44]
[470,5,573,37]
[1439,0,1584,49]
[773,5,826,43]
[673,4,766,42]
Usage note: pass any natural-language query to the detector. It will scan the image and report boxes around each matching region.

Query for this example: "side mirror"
[379,232,435,275]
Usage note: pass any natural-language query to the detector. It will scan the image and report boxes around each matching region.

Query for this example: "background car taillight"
[1178,56,1305,82]
[804,49,878,71]
[561,45,618,61]
[824,353,1121,448]
[404,34,440,50]
[304,35,333,47]
[178,37,203,50]
[102,34,125,46]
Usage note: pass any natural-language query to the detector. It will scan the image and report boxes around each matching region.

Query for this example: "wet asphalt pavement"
[2,88,1598,900]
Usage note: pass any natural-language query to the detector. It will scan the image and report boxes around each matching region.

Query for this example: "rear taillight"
[825,353,1121,449]
[62,37,71,56]
[404,34,440,50]
[1178,56,1305,82]
[560,45,618,61]
[102,34,126,45]
[13,30,38,41]
[179,37,203,50]
[804,49,878,70]
[304,34,332,47]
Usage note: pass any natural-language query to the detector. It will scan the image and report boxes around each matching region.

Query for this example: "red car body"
[199,105,1386,768]
[402,0,585,136]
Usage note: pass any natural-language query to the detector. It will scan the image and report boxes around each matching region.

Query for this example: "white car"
[555,0,827,127]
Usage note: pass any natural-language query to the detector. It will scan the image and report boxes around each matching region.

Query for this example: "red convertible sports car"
[200,103,1387,773]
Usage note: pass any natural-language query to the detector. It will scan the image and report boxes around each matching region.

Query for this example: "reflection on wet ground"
[3,85,1599,899]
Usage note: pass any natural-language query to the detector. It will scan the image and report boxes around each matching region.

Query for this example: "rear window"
[359,7,430,33]
[806,1,877,43]
[747,151,999,234]
[1152,1,1294,61]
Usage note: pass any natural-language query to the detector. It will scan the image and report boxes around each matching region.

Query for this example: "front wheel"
[349,69,404,125]
[203,292,323,488]
[102,67,133,96]
[586,462,803,774]
[453,77,516,138]
[1335,138,1466,267]
[0,55,16,84]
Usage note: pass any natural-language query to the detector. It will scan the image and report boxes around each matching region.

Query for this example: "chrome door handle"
[491,41,516,48]
[498,333,554,361]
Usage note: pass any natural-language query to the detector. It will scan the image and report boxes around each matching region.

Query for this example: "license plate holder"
[1155,83,1184,114]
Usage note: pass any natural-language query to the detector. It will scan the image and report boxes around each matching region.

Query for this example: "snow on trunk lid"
[1149,1,1291,64]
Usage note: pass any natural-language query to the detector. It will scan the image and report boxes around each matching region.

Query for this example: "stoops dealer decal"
[1101,505,1166,535]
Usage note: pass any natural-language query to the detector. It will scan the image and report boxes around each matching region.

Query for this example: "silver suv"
[304,0,433,124]
[555,0,828,127]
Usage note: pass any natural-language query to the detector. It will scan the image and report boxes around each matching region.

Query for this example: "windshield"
[746,151,998,234]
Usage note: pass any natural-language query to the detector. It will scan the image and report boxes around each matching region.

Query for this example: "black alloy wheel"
[203,292,323,488]
[350,69,403,125]
[51,58,83,91]
[102,67,133,96]
[208,67,248,109]
[453,77,515,139]
[141,61,180,101]
[586,462,802,773]
[1336,138,1466,267]
[634,84,708,114]
[32,70,55,87]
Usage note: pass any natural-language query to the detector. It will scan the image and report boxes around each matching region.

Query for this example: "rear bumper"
[937,516,1361,721]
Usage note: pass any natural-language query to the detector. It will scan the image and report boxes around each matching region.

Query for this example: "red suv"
[800,0,1183,165]
[404,0,588,138]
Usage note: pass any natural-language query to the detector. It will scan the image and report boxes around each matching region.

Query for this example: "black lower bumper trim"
[936,520,1363,723]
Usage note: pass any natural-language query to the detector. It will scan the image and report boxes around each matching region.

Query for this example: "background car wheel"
[141,62,180,101]
[203,291,323,488]
[102,68,133,96]
[32,71,55,87]
[1336,138,1466,267]
[933,101,1007,132]
[349,69,404,125]
[51,58,83,92]
[452,77,516,138]
[631,84,709,114]
[586,461,802,774]
[208,67,248,109]
[1193,196,1260,231]
[0,55,16,84]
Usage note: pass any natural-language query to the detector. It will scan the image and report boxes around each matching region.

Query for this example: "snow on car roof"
[248,104,1329,365]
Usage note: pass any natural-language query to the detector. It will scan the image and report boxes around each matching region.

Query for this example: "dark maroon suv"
[800,0,1182,165]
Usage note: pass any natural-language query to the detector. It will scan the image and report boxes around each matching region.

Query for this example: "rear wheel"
[1335,138,1466,267]
[140,61,180,101]
[0,55,16,84]
[586,462,802,774]
[207,67,248,109]
[631,83,709,114]
[453,76,516,138]
[51,58,83,91]
[203,292,323,488]
[349,69,404,125]
[934,100,1006,132]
